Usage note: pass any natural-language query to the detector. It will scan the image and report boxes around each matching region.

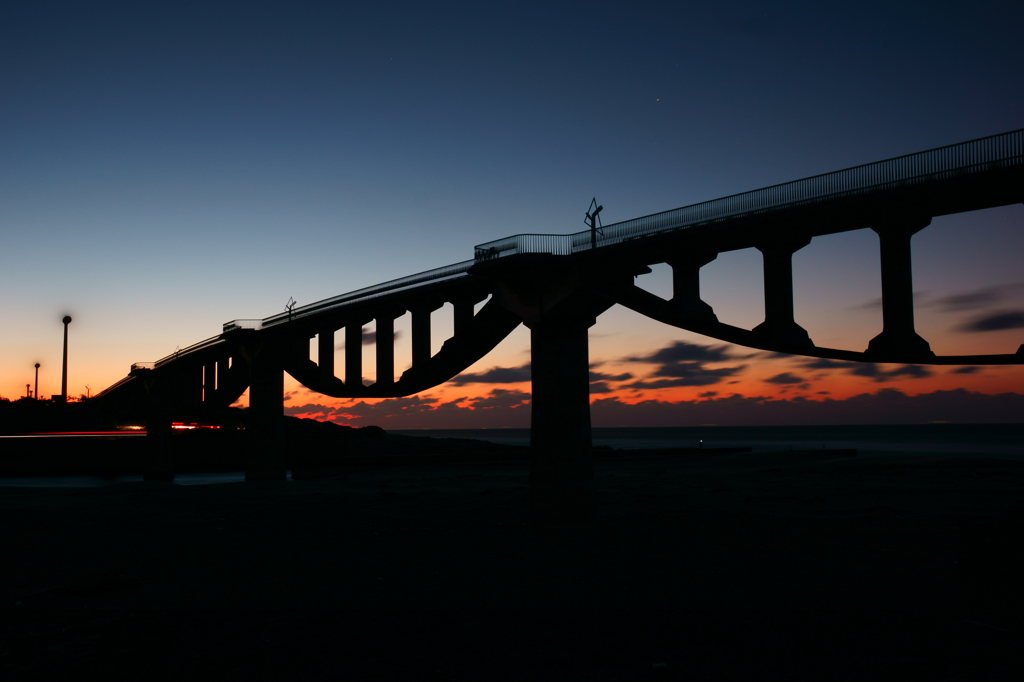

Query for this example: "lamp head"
[62,315,72,325]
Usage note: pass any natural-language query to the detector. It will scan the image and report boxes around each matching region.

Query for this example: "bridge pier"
[246,346,287,481]
[529,312,596,524]
[318,329,335,377]
[345,320,371,388]
[667,252,718,322]
[753,237,813,346]
[867,218,934,358]
[374,309,403,387]
[143,375,174,482]
[412,302,443,368]
[203,359,216,402]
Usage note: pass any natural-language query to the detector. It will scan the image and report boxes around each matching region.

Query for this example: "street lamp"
[61,315,72,403]
[34,363,40,401]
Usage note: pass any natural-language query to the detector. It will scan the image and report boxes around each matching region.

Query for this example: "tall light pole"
[585,198,603,251]
[34,363,40,401]
[61,315,72,403]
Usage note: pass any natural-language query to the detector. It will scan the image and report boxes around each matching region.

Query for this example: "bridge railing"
[475,128,1024,258]
[255,259,478,329]
[474,234,573,260]
[222,319,263,332]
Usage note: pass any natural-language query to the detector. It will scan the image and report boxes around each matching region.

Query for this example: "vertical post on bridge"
[667,251,718,322]
[246,347,286,481]
[529,312,596,524]
[453,297,476,337]
[345,322,364,388]
[203,359,216,402]
[143,374,174,482]
[318,329,335,377]
[375,312,399,387]
[412,303,442,368]
[753,237,812,346]
[867,218,934,358]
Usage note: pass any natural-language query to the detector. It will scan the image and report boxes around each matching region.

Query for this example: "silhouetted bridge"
[98,129,1024,521]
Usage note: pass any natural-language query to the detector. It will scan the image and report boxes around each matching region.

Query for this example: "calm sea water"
[3,424,1021,488]
[392,424,1024,459]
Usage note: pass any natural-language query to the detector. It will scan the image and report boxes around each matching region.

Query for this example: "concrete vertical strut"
[752,236,812,346]
[867,218,934,357]
[454,299,475,336]
[345,322,364,387]
[667,251,718,322]
[411,303,441,368]
[318,330,335,377]
[375,313,397,387]
[203,360,216,402]
[529,312,596,524]
[143,374,174,482]
[246,346,286,481]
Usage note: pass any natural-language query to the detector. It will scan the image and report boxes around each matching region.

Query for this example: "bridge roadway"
[97,129,1024,522]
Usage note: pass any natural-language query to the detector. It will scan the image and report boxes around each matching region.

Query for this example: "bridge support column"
[318,330,335,377]
[667,252,718,322]
[203,360,216,402]
[412,303,442,368]
[246,347,286,481]
[867,218,934,357]
[753,237,812,346]
[345,322,366,388]
[143,375,174,482]
[374,311,401,387]
[529,313,596,524]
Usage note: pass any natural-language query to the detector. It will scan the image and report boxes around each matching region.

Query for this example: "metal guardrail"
[474,128,1024,258]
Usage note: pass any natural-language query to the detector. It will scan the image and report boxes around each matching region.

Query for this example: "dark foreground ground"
[2,450,1023,680]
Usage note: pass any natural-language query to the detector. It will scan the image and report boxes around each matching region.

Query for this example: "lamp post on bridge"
[34,363,39,401]
[585,198,603,251]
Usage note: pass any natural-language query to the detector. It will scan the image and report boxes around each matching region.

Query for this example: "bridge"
[97,129,1024,521]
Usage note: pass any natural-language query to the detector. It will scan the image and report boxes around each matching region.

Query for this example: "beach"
[2,447,1023,678]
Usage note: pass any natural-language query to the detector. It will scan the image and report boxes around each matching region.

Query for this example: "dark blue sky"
[2,1,1022,401]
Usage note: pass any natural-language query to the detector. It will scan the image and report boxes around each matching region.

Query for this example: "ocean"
[392,423,1024,459]
[2,423,1020,488]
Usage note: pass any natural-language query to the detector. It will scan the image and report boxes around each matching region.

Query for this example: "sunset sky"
[2,1,1023,427]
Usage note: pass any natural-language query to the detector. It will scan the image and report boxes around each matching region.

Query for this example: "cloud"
[624,363,746,389]
[764,372,807,385]
[338,395,440,417]
[467,389,530,410]
[955,311,1024,332]
[628,341,734,364]
[699,391,718,398]
[284,402,342,419]
[362,329,401,345]
[590,389,1024,427]
[589,370,633,382]
[289,386,1024,430]
[334,329,402,350]
[932,289,1003,312]
[451,363,531,385]
[927,283,1024,313]
[618,340,748,389]
[797,358,853,370]
[854,291,926,310]
[949,366,981,375]
[850,363,932,382]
